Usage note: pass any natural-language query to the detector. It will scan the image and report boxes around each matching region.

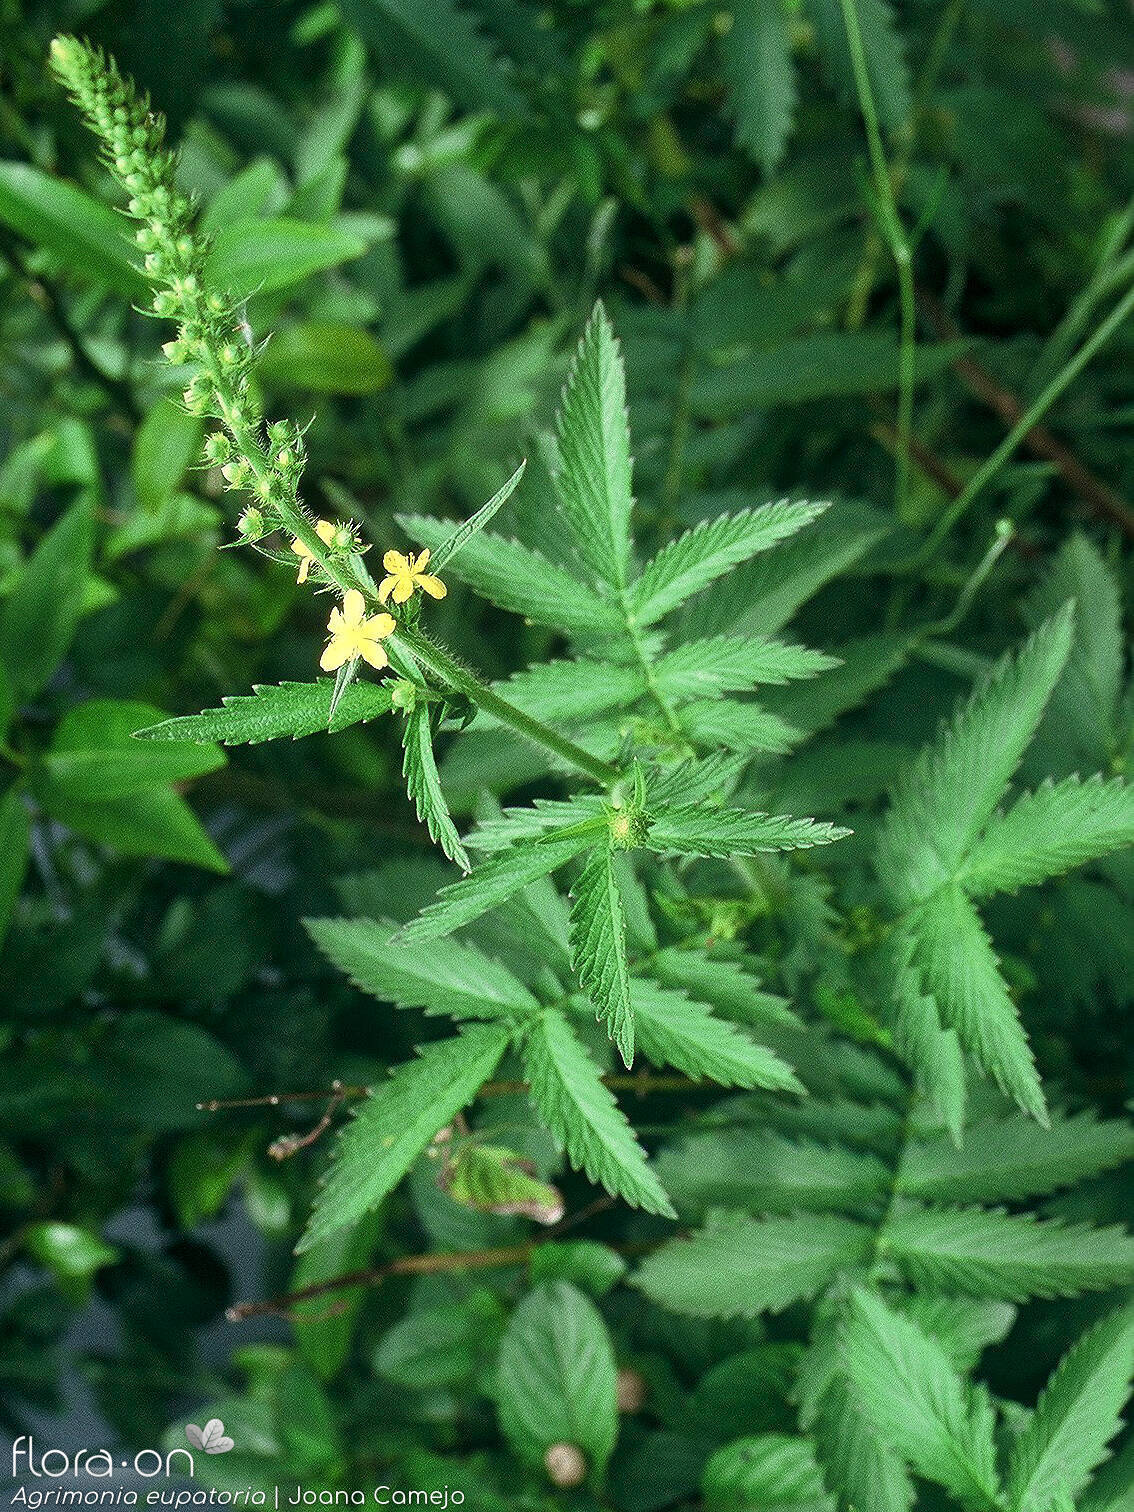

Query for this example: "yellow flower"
[379,548,446,605]
[320,590,395,672]
[292,519,337,584]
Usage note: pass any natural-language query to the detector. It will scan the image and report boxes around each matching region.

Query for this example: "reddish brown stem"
[919,292,1134,537]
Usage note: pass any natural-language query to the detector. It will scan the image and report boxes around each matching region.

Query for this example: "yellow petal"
[315,519,337,545]
[383,549,408,573]
[392,577,414,604]
[341,589,366,626]
[291,537,308,558]
[415,547,431,569]
[418,574,446,599]
[296,558,310,584]
[326,606,345,634]
[378,575,397,604]
[363,612,396,639]
[358,639,389,670]
[320,638,352,672]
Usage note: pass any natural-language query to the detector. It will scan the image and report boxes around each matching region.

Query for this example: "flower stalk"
[50,34,618,790]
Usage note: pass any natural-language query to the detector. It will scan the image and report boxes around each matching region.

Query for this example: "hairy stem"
[397,628,621,788]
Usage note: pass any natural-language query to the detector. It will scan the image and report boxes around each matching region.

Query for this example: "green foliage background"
[0,1,1132,1508]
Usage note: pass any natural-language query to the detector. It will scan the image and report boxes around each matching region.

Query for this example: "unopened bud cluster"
[50,35,337,581]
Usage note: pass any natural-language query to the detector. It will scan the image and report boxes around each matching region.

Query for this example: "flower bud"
[327,521,357,554]
[236,506,265,541]
[203,432,232,465]
[182,375,214,415]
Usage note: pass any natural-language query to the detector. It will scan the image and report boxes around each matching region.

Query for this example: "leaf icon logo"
[185,1419,234,1454]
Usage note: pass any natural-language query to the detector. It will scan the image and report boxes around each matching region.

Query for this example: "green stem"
[215,358,622,793]
[845,0,963,331]
[397,628,621,789]
[916,279,1134,563]
[838,0,916,518]
[1029,199,1134,391]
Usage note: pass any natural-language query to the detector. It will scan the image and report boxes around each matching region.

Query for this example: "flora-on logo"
[185,1420,234,1455]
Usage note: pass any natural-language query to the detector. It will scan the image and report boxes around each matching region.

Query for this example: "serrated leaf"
[679,698,802,754]
[878,608,1075,908]
[810,1362,914,1512]
[1024,533,1123,769]
[649,947,800,1030]
[684,499,887,639]
[471,657,646,728]
[898,1112,1134,1204]
[298,1023,511,1251]
[883,1207,1134,1302]
[656,1128,888,1217]
[644,752,747,810]
[909,884,1045,1124]
[630,500,829,626]
[961,774,1134,897]
[886,921,967,1142]
[305,916,538,1020]
[553,302,635,589]
[397,832,595,944]
[465,796,606,851]
[521,1008,674,1217]
[633,1212,871,1317]
[1008,1305,1134,1512]
[630,982,803,1092]
[654,634,839,699]
[401,704,470,871]
[136,680,393,746]
[496,1281,619,1481]
[569,844,635,1067]
[648,803,850,857]
[840,1289,1001,1507]
[399,517,622,636]
[721,0,798,175]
